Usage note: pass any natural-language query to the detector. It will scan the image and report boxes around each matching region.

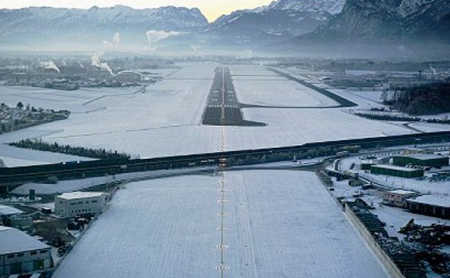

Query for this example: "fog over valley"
[0,1,449,278]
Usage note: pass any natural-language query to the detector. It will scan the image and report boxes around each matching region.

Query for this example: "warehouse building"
[393,154,449,168]
[383,190,418,208]
[370,164,424,178]
[407,195,450,219]
[55,191,108,218]
[0,226,53,276]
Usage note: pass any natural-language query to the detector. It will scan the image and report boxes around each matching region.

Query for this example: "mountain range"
[305,0,450,42]
[208,0,345,39]
[0,0,449,54]
[0,5,207,49]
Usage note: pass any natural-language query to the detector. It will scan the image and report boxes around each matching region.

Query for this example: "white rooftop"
[0,204,23,216]
[388,190,417,195]
[372,164,421,172]
[399,154,447,160]
[408,195,450,208]
[0,226,49,255]
[58,191,105,200]
[361,159,377,164]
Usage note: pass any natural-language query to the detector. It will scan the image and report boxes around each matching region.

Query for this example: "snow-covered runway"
[54,170,389,278]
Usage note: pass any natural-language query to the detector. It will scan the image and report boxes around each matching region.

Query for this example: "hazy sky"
[0,0,274,21]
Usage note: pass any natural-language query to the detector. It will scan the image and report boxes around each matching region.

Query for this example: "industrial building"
[370,164,424,178]
[407,195,450,219]
[392,154,449,168]
[55,191,108,218]
[0,226,53,277]
[383,190,418,208]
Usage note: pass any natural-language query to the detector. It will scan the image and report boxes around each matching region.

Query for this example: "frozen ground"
[0,63,414,163]
[54,170,389,278]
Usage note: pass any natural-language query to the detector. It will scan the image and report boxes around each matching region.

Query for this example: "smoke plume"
[113,32,120,47]
[103,32,121,49]
[91,53,114,76]
[40,60,60,73]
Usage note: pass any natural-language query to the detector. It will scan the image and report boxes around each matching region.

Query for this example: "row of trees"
[11,139,131,160]
[384,82,450,115]
[354,112,450,124]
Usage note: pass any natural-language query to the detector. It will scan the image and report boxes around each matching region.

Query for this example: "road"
[2,131,450,184]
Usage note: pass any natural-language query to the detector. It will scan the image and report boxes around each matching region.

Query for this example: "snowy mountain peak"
[268,0,346,15]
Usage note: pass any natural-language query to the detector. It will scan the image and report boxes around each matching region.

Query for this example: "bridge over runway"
[1,131,449,185]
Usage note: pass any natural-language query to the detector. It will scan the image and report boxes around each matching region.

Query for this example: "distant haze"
[0,0,273,21]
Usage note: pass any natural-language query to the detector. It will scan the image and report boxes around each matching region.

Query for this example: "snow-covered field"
[224,108,411,151]
[12,167,214,195]
[0,63,221,161]
[53,170,389,278]
[279,66,450,133]
[0,63,415,163]
[231,65,338,107]
[408,122,450,133]
[328,88,385,109]
[0,144,92,167]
